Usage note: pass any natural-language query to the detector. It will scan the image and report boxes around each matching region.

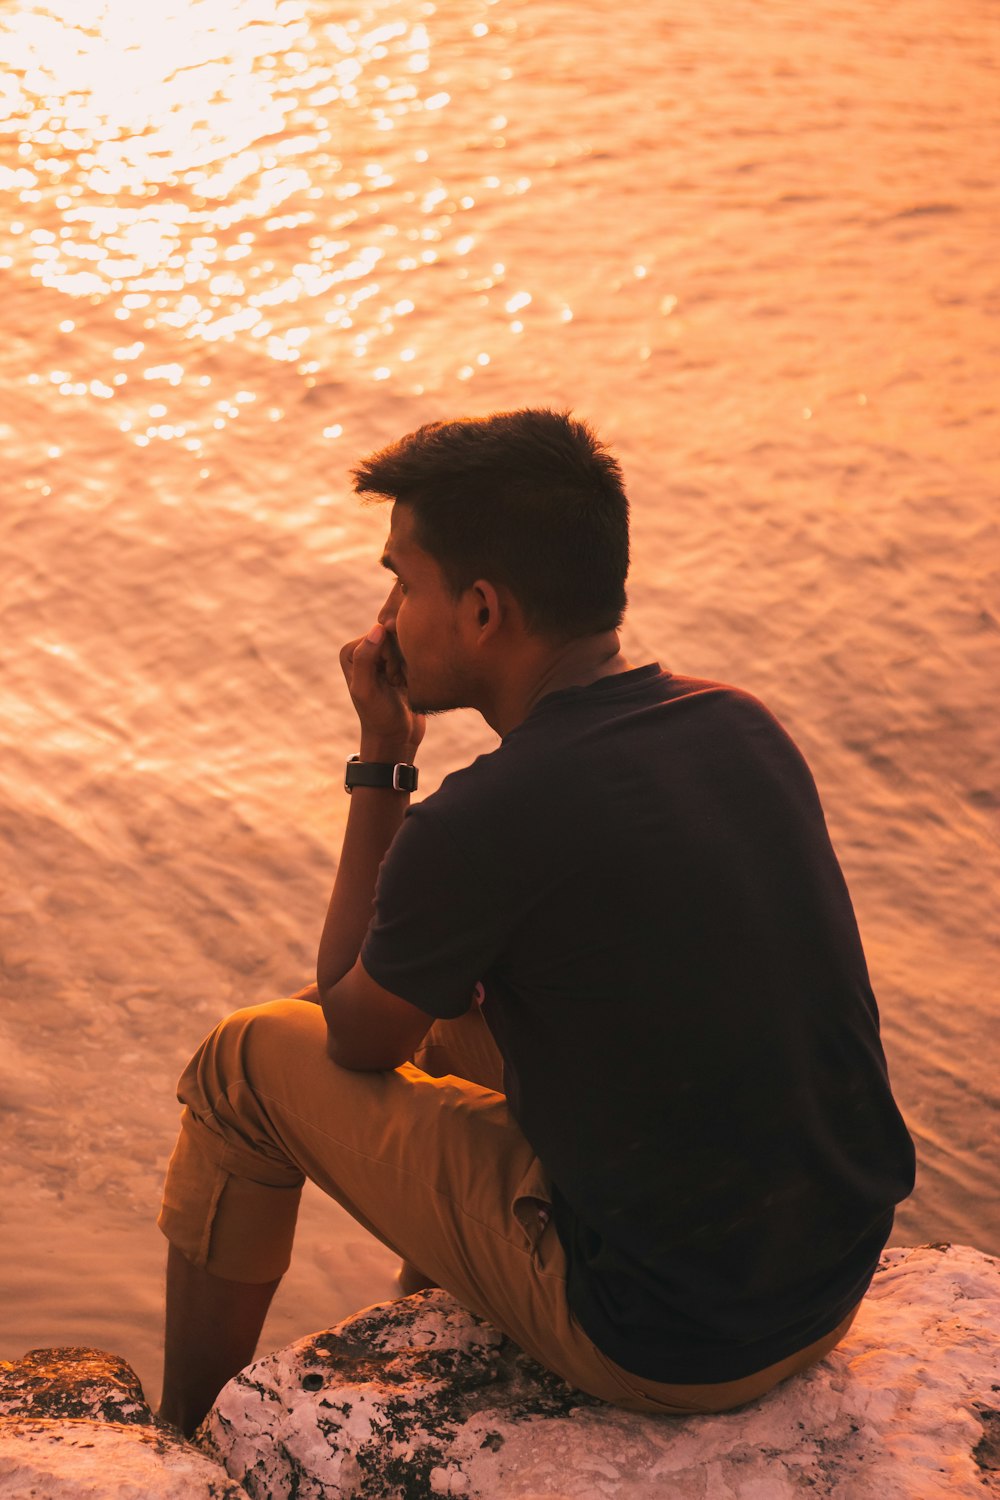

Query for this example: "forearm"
[316,738,417,994]
[319,615,425,998]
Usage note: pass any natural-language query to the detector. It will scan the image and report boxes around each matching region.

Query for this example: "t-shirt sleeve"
[360,803,508,1018]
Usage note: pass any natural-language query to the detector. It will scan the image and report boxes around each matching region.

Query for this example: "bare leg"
[396,1260,439,1296]
[158,1243,281,1437]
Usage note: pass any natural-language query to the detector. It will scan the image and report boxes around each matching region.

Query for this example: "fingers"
[341,624,407,709]
[290,982,321,1003]
[339,623,425,749]
[340,627,383,681]
[379,630,407,689]
[348,623,390,690]
[339,636,363,678]
[343,624,407,688]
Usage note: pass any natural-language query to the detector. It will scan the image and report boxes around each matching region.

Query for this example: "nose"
[378,578,402,631]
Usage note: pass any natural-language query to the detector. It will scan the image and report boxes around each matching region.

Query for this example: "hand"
[290,982,321,1003]
[340,623,425,759]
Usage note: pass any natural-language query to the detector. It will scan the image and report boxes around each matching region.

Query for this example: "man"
[157,409,915,1436]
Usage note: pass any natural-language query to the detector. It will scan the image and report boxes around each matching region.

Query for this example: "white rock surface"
[202,1244,1000,1499]
[5,1249,1000,1498]
[0,1420,250,1500]
[0,1347,249,1499]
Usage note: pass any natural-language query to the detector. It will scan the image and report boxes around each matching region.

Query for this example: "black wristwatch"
[344,754,418,793]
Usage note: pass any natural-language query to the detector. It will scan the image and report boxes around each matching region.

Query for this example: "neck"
[481,631,634,737]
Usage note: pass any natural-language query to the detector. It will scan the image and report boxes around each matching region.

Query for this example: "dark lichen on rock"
[0,1346,154,1427]
[973,1405,1000,1473]
[201,1250,1000,1500]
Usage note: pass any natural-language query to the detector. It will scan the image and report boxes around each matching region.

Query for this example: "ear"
[468,580,503,641]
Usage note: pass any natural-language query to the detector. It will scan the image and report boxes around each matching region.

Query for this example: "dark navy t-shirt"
[361,665,915,1383]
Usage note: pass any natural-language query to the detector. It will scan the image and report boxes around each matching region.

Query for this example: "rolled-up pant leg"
[158,1000,583,1381]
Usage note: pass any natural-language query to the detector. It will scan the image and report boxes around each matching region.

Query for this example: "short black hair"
[352,408,629,639]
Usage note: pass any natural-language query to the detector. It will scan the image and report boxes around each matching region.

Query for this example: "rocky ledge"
[0,1347,249,1499]
[3,1244,1000,1498]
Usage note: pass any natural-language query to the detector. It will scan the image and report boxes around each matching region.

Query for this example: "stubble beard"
[406,692,469,718]
[400,639,473,718]
[404,673,474,718]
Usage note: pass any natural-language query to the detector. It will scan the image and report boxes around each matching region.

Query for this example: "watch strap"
[345,755,418,793]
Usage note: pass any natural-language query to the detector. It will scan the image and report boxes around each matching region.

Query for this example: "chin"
[404,665,471,717]
[406,684,467,717]
[408,698,458,717]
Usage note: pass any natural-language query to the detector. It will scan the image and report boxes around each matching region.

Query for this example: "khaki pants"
[158,998,857,1414]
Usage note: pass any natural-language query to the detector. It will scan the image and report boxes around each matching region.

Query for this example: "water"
[1,0,997,1399]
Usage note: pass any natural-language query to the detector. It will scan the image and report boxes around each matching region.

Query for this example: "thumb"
[349,622,387,682]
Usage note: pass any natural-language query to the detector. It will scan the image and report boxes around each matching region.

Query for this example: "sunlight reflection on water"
[0,0,552,472]
[1,0,998,1394]
[0,0,521,398]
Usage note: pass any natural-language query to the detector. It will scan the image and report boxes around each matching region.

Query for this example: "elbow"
[320,991,351,1067]
[323,1013,356,1069]
[325,1027,363,1069]
[325,1024,404,1073]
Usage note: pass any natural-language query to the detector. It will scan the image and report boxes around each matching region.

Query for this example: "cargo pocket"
[510,1153,553,1259]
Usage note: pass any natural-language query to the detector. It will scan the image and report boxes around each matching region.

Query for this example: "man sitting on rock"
[157,409,915,1437]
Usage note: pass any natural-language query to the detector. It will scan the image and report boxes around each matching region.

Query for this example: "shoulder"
[661,674,803,742]
[414,738,542,837]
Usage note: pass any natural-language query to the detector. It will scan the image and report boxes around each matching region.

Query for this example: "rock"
[0,1347,152,1426]
[201,1244,1000,1499]
[6,1247,1000,1498]
[0,1347,250,1499]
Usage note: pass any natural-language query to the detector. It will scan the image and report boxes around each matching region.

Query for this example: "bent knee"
[178,998,327,1114]
[194,996,322,1059]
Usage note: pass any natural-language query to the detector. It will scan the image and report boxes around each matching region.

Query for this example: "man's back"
[362,664,917,1382]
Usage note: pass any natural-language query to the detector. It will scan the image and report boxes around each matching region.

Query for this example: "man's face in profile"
[377,503,472,716]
